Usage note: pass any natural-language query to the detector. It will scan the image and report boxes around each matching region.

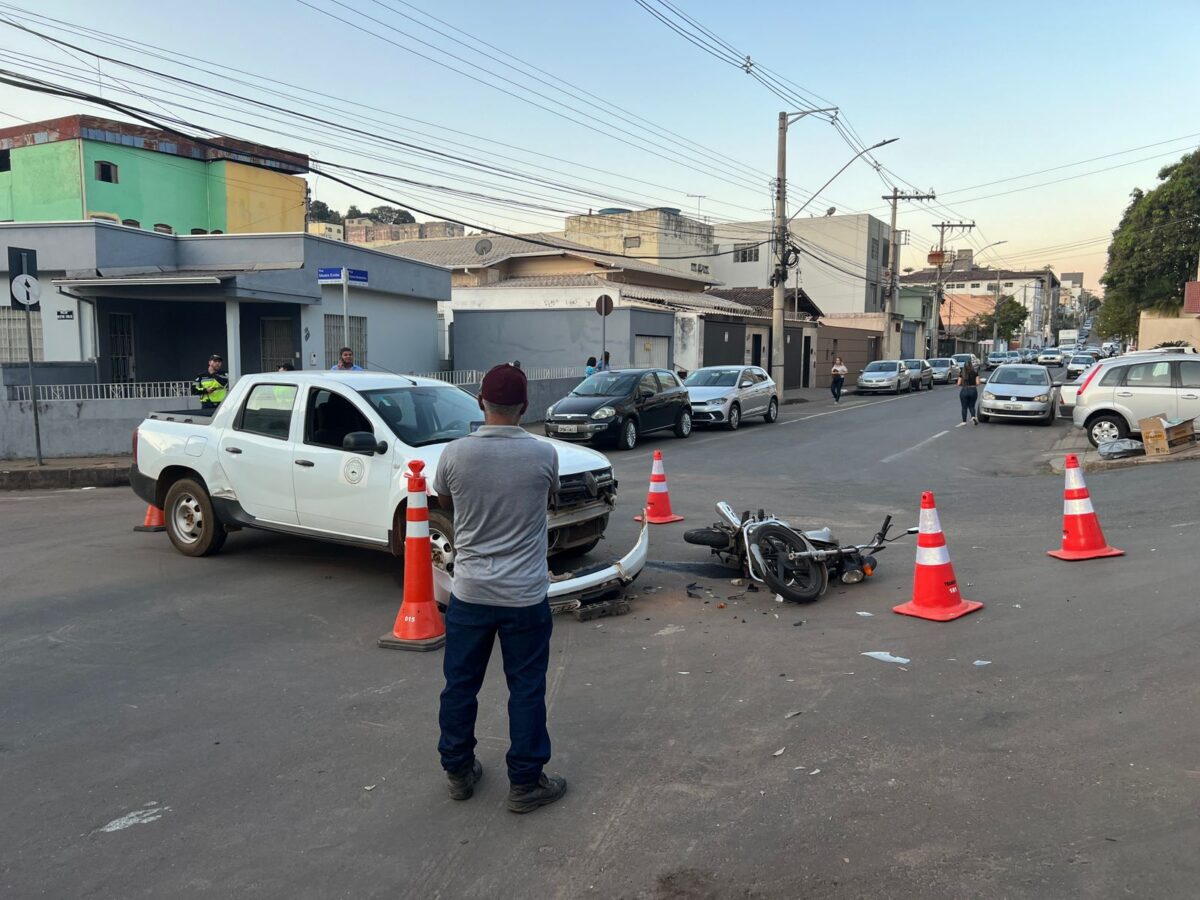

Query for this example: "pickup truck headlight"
[983,391,996,400]
[1033,393,1049,403]
[591,406,616,420]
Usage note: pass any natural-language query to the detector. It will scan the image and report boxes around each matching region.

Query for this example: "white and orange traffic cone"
[634,449,684,524]
[379,460,446,651]
[1048,454,1124,561]
[893,491,983,622]
[133,504,166,533]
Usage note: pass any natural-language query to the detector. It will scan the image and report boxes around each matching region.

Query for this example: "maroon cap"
[480,364,528,406]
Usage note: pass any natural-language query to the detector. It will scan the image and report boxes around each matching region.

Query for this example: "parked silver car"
[978,364,1058,426]
[903,359,934,390]
[952,353,980,371]
[1066,354,1096,379]
[928,358,961,384]
[856,360,913,394]
[1072,352,1200,446]
[684,365,779,430]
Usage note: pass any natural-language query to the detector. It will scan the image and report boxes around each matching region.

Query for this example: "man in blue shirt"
[330,346,364,371]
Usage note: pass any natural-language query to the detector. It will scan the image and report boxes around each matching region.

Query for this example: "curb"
[782,397,810,406]
[0,465,130,492]
[1049,447,1200,475]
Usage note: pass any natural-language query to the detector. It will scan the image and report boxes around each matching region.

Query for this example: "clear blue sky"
[2,0,1197,290]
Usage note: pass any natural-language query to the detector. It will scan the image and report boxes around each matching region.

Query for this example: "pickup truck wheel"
[164,478,226,557]
[427,509,456,575]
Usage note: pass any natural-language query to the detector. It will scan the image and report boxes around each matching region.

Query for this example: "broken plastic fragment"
[973,660,992,667]
[861,651,910,664]
[809,768,821,775]
[773,747,786,757]
[855,611,874,617]
[785,710,802,719]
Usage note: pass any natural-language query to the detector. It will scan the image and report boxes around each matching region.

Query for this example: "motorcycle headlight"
[1033,393,1049,402]
[591,406,616,420]
[983,391,996,400]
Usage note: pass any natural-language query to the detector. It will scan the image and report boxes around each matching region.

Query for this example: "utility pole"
[930,222,974,354]
[883,188,935,357]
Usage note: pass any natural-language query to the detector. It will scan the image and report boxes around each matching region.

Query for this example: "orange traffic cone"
[893,491,983,622]
[133,504,166,533]
[379,460,446,651]
[634,449,684,524]
[1048,454,1124,561]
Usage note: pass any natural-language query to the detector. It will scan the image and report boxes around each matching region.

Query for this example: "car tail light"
[1076,366,1101,400]
[132,426,139,464]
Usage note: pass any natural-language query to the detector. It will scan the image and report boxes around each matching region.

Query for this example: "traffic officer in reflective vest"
[192,354,229,409]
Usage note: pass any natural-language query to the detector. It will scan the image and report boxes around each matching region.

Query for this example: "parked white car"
[132,372,617,561]
[684,365,778,430]
[1072,352,1200,446]
[856,360,913,394]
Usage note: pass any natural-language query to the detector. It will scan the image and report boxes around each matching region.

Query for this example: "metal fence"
[408,366,586,385]
[9,381,194,402]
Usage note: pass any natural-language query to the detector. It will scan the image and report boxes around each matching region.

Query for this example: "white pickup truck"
[131,372,617,563]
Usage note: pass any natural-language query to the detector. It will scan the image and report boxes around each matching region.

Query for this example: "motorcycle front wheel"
[753,523,829,602]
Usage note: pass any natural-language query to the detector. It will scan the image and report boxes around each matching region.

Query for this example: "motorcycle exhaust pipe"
[715,501,742,529]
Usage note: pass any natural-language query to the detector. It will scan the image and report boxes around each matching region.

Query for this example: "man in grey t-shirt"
[432,364,568,814]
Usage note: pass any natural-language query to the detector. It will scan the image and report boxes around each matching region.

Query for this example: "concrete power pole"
[883,188,936,357]
[771,112,788,392]
[931,221,974,352]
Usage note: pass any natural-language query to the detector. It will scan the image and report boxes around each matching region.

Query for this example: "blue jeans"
[960,386,978,422]
[438,595,553,785]
[831,376,845,401]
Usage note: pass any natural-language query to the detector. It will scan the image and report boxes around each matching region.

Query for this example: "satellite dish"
[474,238,493,256]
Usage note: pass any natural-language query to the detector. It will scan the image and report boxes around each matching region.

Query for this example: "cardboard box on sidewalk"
[1137,413,1197,457]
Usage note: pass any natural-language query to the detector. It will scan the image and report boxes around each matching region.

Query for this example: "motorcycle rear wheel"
[754,524,829,602]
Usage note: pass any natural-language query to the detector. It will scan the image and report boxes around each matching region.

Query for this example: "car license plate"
[557,424,579,433]
[1004,403,1022,410]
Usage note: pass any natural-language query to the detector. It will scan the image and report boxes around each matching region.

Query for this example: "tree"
[1099,149,1200,340]
[969,296,1028,342]
[345,205,364,220]
[368,205,416,225]
[308,200,342,224]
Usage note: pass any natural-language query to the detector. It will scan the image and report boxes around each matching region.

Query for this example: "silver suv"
[1072,352,1200,446]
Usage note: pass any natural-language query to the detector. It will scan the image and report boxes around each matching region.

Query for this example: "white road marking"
[880,430,950,464]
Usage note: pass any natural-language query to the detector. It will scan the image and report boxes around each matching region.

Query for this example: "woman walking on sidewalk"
[957,361,980,425]
[830,357,848,403]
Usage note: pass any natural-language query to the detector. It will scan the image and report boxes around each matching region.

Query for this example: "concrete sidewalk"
[1046,429,1200,473]
[0,455,131,491]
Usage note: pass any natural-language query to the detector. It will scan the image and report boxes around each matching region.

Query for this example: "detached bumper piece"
[432,517,650,615]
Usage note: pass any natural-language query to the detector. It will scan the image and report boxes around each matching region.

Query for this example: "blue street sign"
[317,266,343,284]
[348,269,368,285]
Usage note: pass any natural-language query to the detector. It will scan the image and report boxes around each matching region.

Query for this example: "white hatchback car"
[1072,352,1200,446]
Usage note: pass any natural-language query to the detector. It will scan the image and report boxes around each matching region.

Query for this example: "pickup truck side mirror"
[343,431,387,455]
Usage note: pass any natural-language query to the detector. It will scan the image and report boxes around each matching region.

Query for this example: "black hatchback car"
[545,368,692,451]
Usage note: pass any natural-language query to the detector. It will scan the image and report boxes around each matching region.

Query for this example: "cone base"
[1048,545,1124,561]
[133,524,167,533]
[893,598,983,622]
[634,513,684,524]
[378,631,445,652]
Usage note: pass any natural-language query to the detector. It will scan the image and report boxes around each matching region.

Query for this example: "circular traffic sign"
[11,273,41,305]
[595,294,613,317]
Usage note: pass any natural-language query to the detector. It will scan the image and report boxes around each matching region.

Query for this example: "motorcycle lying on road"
[684,502,918,603]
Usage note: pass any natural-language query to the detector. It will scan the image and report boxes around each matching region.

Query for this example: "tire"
[977,411,989,423]
[427,508,456,574]
[725,403,741,431]
[164,477,226,557]
[763,397,779,424]
[1039,407,1056,426]
[616,417,638,451]
[674,409,693,439]
[1086,414,1127,448]
[753,523,829,603]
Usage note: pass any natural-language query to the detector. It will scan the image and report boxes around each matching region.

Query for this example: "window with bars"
[0,308,44,362]
[324,314,368,369]
[733,243,759,263]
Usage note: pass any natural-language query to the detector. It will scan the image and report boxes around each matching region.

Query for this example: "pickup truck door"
[291,387,396,543]
[218,382,301,525]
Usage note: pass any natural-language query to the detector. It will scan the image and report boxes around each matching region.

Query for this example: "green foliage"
[346,205,364,220]
[1153,339,1193,348]
[369,205,416,225]
[309,200,341,223]
[967,297,1028,341]
[1099,150,1200,339]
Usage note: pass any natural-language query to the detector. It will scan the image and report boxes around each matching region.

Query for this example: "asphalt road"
[3,383,1198,899]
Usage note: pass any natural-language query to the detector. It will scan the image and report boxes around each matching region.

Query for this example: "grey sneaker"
[446,759,482,801]
[507,772,567,814]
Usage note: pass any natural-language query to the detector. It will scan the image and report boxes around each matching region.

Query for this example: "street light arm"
[788,138,898,224]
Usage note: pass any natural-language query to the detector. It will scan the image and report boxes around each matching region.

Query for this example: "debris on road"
[363,785,376,791]
[716,602,727,609]
[773,747,786,757]
[861,651,911,665]
[655,625,685,636]
[855,611,874,617]
[973,660,992,667]
[574,598,632,622]
[784,710,802,719]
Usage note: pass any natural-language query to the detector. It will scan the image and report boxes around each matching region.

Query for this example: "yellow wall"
[1138,309,1200,349]
[218,161,306,233]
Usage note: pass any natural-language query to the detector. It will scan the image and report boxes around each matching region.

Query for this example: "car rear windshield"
[571,373,639,397]
[1072,356,1094,364]
[930,359,951,367]
[684,369,738,387]
[361,386,484,447]
[903,360,923,369]
[989,367,1051,386]
[864,361,898,372]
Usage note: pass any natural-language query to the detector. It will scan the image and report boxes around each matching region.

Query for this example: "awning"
[53,274,228,288]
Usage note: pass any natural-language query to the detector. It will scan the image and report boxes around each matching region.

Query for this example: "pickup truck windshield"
[361,386,483,447]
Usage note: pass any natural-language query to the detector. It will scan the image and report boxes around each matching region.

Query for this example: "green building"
[0,115,308,236]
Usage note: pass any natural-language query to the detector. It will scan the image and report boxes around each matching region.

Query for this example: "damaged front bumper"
[433,516,650,613]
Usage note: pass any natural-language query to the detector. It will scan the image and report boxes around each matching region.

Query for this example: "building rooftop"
[901,266,1060,286]
[705,286,824,319]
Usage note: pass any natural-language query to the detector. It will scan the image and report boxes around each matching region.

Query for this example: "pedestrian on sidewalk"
[432,364,567,814]
[958,360,980,426]
[830,357,848,403]
[191,354,229,409]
